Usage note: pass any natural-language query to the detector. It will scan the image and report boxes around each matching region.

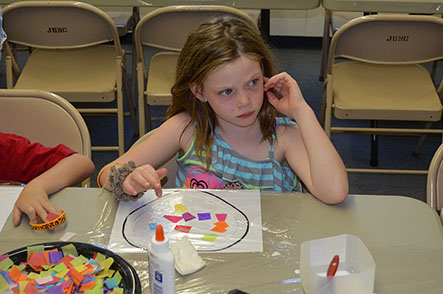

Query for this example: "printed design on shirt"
[184,165,244,190]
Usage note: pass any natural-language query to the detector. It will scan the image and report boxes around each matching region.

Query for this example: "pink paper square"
[163,215,183,223]
[182,212,196,222]
[216,213,227,221]
[174,225,192,233]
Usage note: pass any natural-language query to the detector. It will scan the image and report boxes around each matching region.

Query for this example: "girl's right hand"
[122,165,168,197]
[264,72,307,120]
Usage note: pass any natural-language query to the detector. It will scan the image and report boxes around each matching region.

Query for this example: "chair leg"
[412,122,433,156]
[431,60,439,84]
[122,66,139,136]
[117,98,125,156]
[370,120,379,167]
[319,9,332,82]
[131,6,141,134]
[146,104,153,132]
[319,81,328,126]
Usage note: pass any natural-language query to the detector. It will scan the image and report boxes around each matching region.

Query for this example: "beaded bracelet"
[29,210,66,231]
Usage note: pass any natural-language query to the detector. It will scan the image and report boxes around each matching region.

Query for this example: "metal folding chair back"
[3,1,136,155]
[427,143,443,223]
[134,5,258,135]
[322,14,443,174]
[0,89,91,186]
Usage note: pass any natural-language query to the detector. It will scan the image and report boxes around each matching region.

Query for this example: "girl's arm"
[98,113,191,197]
[13,154,95,226]
[264,72,348,204]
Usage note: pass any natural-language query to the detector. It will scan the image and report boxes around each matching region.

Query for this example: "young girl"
[99,16,348,204]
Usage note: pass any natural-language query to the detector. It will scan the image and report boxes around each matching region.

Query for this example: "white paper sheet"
[108,189,263,253]
[0,187,23,231]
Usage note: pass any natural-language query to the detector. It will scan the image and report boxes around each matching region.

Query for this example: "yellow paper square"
[174,203,188,213]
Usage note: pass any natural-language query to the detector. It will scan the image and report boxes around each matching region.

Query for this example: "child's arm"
[98,113,190,198]
[12,154,95,226]
[264,72,348,204]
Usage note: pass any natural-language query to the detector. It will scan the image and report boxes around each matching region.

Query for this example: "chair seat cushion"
[146,51,179,105]
[332,62,442,121]
[14,46,118,102]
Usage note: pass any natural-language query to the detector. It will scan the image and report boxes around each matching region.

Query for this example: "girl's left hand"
[264,72,306,118]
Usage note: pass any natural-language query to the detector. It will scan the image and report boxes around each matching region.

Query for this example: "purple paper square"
[48,285,63,294]
[49,251,63,264]
[1,271,13,284]
[81,275,93,284]
[197,213,211,221]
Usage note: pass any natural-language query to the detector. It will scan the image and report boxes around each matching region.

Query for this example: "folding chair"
[427,143,443,223]
[0,89,91,186]
[135,5,258,135]
[130,128,177,188]
[322,14,443,174]
[2,1,138,156]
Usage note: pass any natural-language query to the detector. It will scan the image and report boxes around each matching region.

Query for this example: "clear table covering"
[1,187,443,293]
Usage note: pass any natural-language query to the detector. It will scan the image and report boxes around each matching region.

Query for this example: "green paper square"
[201,233,218,242]
[27,245,44,259]
[113,270,122,284]
[61,244,78,257]
[0,257,13,271]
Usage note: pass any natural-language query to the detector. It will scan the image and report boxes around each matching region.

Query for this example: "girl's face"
[195,54,264,131]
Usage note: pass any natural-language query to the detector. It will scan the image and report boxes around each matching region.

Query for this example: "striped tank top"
[176,118,302,192]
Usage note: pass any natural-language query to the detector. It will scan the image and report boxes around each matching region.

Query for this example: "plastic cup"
[300,234,375,294]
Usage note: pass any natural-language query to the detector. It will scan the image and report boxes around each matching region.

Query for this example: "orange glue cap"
[156,224,165,242]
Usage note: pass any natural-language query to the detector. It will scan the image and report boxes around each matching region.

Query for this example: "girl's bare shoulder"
[276,120,299,139]
[160,112,195,147]
[275,121,301,154]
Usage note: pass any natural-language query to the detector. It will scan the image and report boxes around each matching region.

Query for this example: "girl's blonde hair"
[167,16,278,167]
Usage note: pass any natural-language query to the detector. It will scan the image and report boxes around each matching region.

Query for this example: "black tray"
[2,241,141,294]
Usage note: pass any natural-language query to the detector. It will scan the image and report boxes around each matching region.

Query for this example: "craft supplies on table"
[0,241,141,294]
[300,234,375,294]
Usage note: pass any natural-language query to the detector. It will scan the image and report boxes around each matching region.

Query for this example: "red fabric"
[0,132,76,184]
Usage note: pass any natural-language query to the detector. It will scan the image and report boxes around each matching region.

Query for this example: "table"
[319,0,443,80]
[1,187,442,293]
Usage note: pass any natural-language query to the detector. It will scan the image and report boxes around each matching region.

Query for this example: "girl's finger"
[42,201,61,216]
[123,175,149,195]
[35,206,49,223]
[12,206,23,226]
[21,204,37,224]
[266,90,279,108]
[132,170,153,189]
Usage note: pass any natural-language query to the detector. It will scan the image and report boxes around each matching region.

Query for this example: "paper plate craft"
[122,190,250,252]
[0,241,141,294]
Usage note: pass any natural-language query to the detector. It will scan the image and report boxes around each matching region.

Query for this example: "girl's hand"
[264,72,307,119]
[122,165,168,198]
[13,184,61,226]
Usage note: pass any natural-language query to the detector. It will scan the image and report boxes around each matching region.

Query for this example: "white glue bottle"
[148,224,176,294]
